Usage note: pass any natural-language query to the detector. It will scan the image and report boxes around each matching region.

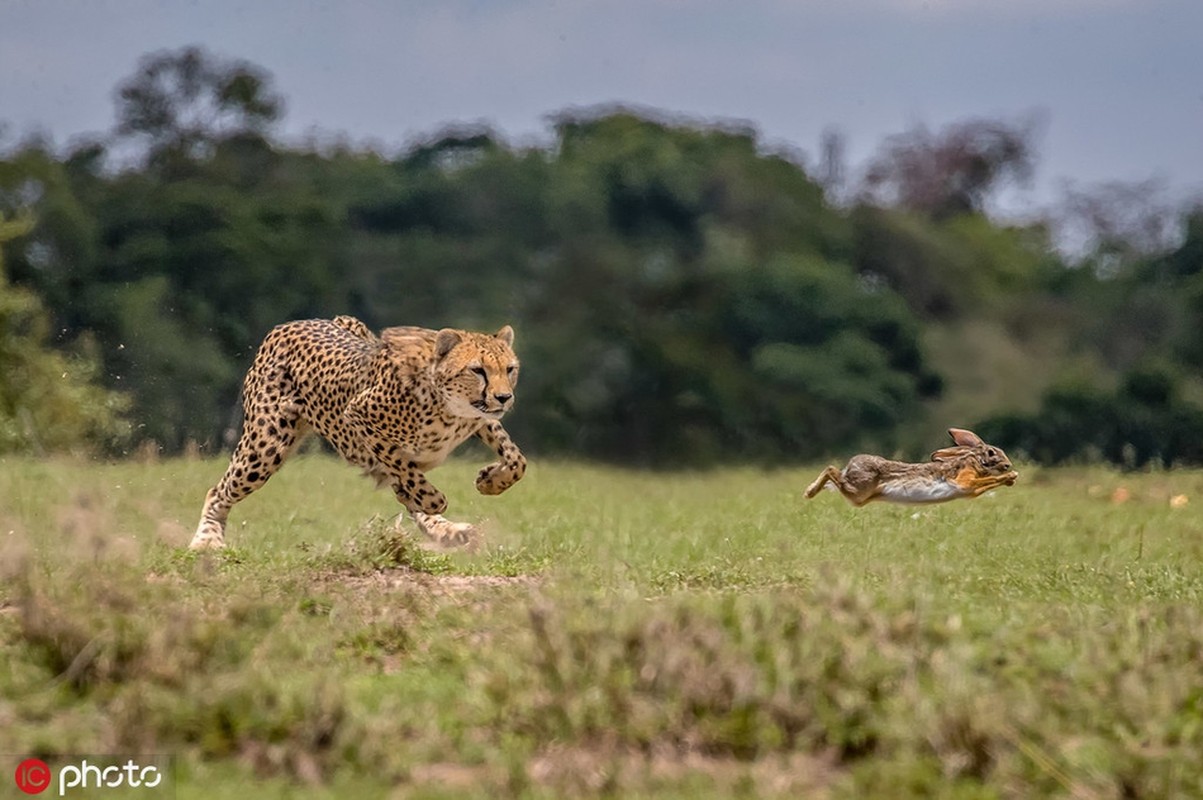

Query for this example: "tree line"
[2,47,1201,466]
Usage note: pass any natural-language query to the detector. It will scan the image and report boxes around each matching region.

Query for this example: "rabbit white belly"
[878,479,964,504]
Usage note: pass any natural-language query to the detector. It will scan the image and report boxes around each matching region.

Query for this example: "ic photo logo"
[14,759,50,795]
[11,756,171,797]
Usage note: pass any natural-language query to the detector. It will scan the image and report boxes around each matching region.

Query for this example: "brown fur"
[804,428,1017,507]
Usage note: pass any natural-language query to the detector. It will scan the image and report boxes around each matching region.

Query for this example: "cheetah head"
[434,326,520,420]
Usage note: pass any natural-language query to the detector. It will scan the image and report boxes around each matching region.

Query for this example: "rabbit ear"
[948,428,984,448]
[931,446,971,462]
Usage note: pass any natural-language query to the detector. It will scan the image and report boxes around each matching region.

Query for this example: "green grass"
[3,453,1203,798]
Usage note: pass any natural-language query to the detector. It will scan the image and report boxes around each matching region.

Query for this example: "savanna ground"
[1,452,1202,798]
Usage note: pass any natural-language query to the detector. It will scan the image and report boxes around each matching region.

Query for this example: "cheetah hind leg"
[408,511,480,552]
[190,417,308,550]
[189,363,307,550]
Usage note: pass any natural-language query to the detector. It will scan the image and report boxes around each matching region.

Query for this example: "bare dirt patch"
[341,568,539,599]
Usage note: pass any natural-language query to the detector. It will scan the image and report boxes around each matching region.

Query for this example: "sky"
[2,0,1201,214]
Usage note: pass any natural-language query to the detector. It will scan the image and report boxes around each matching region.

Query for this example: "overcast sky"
[3,0,1201,213]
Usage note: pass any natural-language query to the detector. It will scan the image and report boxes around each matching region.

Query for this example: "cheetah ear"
[495,325,514,347]
[434,329,461,359]
[948,428,984,448]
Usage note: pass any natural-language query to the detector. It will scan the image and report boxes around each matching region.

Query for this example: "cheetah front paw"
[475,462,519,496]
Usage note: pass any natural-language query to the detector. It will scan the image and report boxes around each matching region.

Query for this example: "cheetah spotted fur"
[190,316,526,550]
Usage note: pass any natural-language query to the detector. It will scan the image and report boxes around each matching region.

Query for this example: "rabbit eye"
[986,448,997,458]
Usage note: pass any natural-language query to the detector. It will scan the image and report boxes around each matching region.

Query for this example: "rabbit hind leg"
[804,466,842,498]
[806,465,881,506]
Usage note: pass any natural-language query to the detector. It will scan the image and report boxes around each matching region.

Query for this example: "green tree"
[861,116,1039,220]
[0,213,128,454]
[115,45,283,174]
[9,51,1197,467]
[977,365,1203,467]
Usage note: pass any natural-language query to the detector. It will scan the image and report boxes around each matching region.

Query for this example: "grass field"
[2,453,1202,798]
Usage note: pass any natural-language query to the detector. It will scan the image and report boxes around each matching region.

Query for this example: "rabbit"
[804,428,1018,506]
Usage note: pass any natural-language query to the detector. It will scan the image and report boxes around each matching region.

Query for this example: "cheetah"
[189,315,526,550]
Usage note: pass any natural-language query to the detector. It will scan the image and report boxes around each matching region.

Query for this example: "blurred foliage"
[979,366,1203,468]
[0,212,129,454]
[861,116,1039,220]
[1,47,1201,464]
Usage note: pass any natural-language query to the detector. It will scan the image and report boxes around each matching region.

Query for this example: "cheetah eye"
[469,366,487,379]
